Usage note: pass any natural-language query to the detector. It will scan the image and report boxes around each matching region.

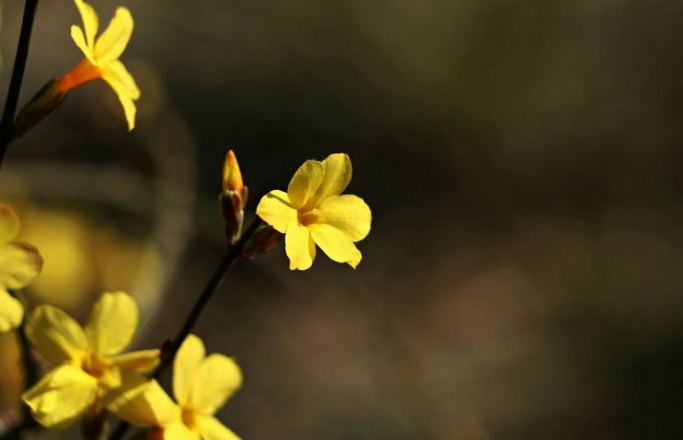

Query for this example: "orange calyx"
[56,57,102,93]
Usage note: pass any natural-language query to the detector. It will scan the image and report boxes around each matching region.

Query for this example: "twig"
[108,218,262,440]
[0,291,40,440]
[0,0,41,171]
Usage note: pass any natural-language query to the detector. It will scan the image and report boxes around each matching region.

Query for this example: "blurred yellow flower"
[0,204,43,333]
[56,0,140,131]
[22,292,159,428]
[256,153,371,270]
[117,334,243,440]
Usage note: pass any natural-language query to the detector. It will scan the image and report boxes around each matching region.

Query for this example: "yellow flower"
[56,0,140,131]
[22,292,159,428]
[0,204,43,333]
[256,153,371,270]
[117,334,243,440]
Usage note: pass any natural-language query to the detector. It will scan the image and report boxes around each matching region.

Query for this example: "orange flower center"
[298,210,318,226]
[181,406,199,431]
[82,354,108,379]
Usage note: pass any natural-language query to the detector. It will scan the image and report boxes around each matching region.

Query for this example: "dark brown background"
[1,1,683,439]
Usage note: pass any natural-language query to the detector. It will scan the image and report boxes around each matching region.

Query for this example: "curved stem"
[108,218,262,440]
[0,0,41,171]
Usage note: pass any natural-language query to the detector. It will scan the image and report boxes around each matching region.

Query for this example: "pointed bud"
[242,224,284,259]
[220,150,249,244]
[13,79,70,139]
[222,150,244,193]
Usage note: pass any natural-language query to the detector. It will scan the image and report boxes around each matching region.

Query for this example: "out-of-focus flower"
[256,153,372,270]
[57,0,140,131]
[22,292,159,428]
[220,150,249,244]
[0,204,43,333]
[117,334,243,440]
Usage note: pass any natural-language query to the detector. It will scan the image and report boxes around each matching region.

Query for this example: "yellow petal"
[27,305,88,365]
[101,70,137,131]
[255,190,298,234]
[285,222,315,271]
[303,153,352,210]
[73,0,99,49]
[174,334,205,406]
[114,380,180,428]
[22,364,98,428]
[166,421,200,440]
[98,362,123,391]
[287,160,324,209]
[102,60,141,99]
[0,204,20,243]
[188,354,242,415]
[0,289,23,333]
[0,241,43,290]
[110,349,160,373]
[315,195,371,242]
[94,7,133,64]
[309,223,362,268]
[104,371,153,414]
[71,26,95,63]
[85,291,138,356]
[199,416,242,440]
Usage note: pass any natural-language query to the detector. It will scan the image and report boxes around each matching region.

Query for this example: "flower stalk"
[108,217,262,440]
[0,0,41,171]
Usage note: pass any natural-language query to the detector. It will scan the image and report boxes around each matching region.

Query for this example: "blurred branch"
[0,0,40,171]
[108,218,263,440]
[0,291,40,440]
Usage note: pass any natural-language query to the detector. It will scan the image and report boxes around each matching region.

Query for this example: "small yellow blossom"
[22,292,159,428]
[0,204,43,333]
[56,0,140,131]
[256,153,371,270]
[117,334,243,440]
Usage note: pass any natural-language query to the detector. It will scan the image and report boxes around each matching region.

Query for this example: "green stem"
[108,218,262,440]
[0,0,41,171]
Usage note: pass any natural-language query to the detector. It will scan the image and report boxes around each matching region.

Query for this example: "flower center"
[181,406,199,431]
[298,209,318,226]
[81,354,108,379]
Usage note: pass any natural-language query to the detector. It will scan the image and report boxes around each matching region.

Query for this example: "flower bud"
[13,79,70,139]
[222,150,244,193]
[242,224,283,259]
[220,150,249,244]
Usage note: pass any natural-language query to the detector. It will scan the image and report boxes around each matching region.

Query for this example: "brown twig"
[0,0,41,171]
[108,218,262,440]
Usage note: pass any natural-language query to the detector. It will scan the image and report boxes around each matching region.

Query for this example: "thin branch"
[0,0,41,170]
[0,291,40,440]
[108,218,262,440]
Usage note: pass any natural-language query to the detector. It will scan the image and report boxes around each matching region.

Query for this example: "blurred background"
[1,0,683,439]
